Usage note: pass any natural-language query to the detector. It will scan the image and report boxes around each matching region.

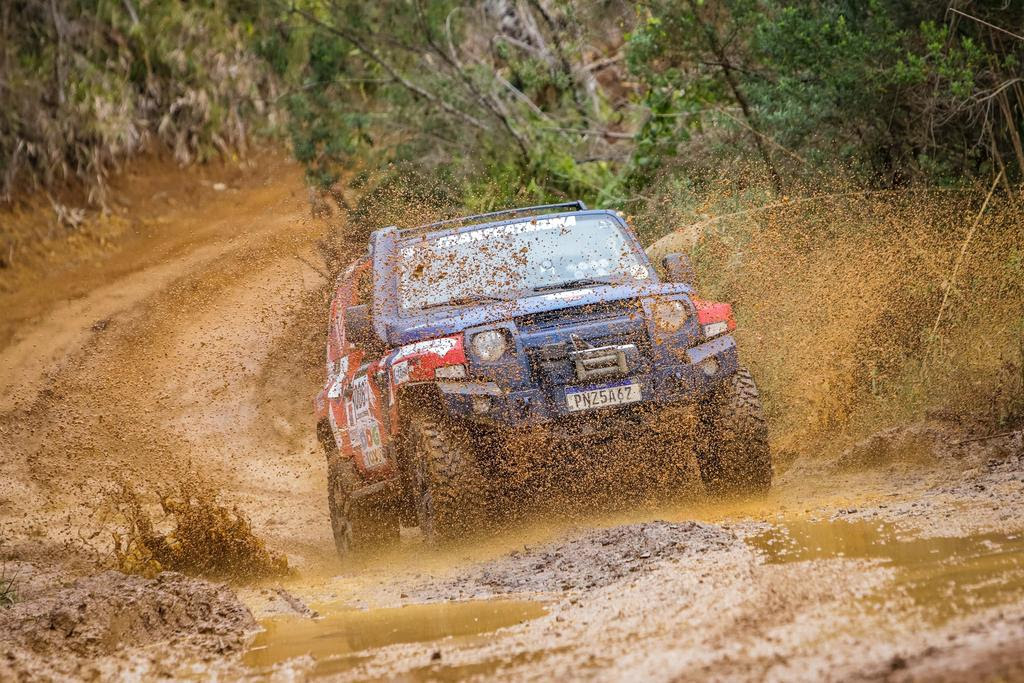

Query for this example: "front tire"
[695,367,772,496]
[404,410,487,543]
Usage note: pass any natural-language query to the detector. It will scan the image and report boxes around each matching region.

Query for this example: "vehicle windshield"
[397,214,650,311]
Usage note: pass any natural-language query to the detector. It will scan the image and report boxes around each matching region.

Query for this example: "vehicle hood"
[383,281,693,346]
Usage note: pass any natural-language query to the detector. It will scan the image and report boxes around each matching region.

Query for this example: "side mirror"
[662,253,697,287]
[344,304,383,353]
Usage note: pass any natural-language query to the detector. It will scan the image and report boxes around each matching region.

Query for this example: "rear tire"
[404,410,487,543]
[695,367,772,496]
[327,459,400,558]
[319,421,399,559]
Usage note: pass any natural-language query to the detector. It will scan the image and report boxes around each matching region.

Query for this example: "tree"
[626,0,784,192]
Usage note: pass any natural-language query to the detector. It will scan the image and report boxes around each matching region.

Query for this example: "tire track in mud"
[0,165,331,567]
[2,166,1023,681]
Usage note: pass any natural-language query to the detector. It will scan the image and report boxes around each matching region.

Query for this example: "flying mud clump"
[109,480,289,582]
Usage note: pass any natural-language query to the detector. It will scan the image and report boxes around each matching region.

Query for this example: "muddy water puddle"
[245,599,545,677]
[749,520,1024,622]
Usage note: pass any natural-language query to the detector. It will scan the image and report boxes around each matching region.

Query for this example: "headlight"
[471,330,507,361]
[652,299,689,333]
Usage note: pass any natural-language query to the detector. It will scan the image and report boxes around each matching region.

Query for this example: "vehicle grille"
[519,299,652,385]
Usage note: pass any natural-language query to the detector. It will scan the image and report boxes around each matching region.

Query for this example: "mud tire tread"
[406,410,487,543]
[696,367,772,496]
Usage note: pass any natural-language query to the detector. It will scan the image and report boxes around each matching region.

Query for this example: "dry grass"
[0,534,16,607]
[0,569,16,608]
[647,184,1024,457]
[2,3,275,207]
[0,559,16,608]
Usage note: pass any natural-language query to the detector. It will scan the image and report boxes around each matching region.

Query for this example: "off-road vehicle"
[314,202,770,556]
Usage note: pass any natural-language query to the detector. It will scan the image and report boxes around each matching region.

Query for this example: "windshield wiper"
[530,278,611,293]
[420,294,512,310]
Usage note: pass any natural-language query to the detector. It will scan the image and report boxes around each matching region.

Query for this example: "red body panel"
[388,335,466,385]
[692,298,737,332]
[320,260,392,478]
[319,258,467,481]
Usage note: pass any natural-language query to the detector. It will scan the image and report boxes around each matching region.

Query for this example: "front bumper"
[440,334,739,428]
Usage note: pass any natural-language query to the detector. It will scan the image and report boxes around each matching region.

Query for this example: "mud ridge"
[0,570,255,681]
[377,521,738,603]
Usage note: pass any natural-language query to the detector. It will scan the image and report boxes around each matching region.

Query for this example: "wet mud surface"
[0,160,1022,680]
[246,599,546,677]
[0,570,254,681]
[230,426,1023,681]
[749,520,1024,624]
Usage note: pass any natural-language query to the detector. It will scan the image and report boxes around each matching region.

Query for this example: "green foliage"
[1,0,277,203]
[267,0,642,213]
[628,0,1024,189]
[750,2,904,165]
[623,0,773,188]
[3,0,1021,214]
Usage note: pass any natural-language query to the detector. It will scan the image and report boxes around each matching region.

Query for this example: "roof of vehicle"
[362,202,673,345]
[396,201,588,239]
[379,202,636,249]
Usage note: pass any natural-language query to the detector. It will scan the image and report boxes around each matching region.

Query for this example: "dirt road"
[1,160,1023,681]
[236,435,1024,682]
[0,156,334,571]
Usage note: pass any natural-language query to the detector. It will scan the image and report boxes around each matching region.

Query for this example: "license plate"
[565,380,642,412]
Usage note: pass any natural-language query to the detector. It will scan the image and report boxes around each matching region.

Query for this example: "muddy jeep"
[314,202,770,557]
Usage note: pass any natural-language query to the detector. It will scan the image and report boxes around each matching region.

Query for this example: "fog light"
[700,357,719,377]
[434,364,467,380]
[702,321,729,338]
[472,396,492,414]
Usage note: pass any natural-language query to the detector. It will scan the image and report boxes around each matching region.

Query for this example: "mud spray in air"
[0,159,1022,681]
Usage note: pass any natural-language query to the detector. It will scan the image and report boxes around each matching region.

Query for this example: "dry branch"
[929,169,1004,340]
[946,8,1024,43]
[291,5,487,131]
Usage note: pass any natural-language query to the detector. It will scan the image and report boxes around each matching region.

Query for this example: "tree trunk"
[686,0,784,195]
[49,0,66,108]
